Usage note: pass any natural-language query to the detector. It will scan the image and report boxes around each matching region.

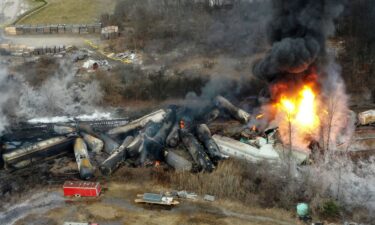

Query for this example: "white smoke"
[28,111,113,124]
[0,67,12,134]
[15,60,104,120]
[311,62,374,217]
[0,65,21,134]
[0,60,105,128]
[18,74,103,119]
[307,156,375,217]
[319,61,355,153]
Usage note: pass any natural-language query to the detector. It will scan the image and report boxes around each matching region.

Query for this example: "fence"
[4,23,102,36]
[0,43,66,56]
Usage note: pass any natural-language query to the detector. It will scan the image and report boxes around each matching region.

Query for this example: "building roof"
[101,26,118,33]
[63,181,99,189]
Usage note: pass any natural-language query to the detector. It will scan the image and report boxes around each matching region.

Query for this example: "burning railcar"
[1,92,372,181]
[250,0,354,153]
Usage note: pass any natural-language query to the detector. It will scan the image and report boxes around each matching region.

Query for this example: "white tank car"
[74,138,94,180]
[81,132,104,153]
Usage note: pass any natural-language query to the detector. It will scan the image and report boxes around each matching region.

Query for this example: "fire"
[295,87,318,128]
[179,120,185,129]
[280,98,295,115]
[277,85,319,131]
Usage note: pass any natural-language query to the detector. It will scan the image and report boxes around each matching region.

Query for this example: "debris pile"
[106,51,142,64]
[1,96,374,180]
[82,59,111,71]
[135,190,213,205]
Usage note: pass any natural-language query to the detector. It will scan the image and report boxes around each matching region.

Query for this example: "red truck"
[63,181,101,197]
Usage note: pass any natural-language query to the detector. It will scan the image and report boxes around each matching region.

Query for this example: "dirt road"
[0,192,64,225]
[2,182,299,225]
[4,35,94,47]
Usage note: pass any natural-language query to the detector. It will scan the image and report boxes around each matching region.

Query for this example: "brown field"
[13,181,300,225]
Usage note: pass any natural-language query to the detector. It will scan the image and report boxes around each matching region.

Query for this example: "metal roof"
[143,193,162,202]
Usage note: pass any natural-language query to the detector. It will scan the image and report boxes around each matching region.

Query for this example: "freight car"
[63,181,101,197]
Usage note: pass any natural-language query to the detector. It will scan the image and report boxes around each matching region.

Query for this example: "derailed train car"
[74,138,95,180]
[0,95,317,179]
[2,136,75,169]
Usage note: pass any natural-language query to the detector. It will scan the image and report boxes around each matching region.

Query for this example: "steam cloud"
[17,66,104,119]
[253,0,346,81]
[0,68,14,134]
[0,60,104,133]
[319,60,354,152]
[310,157,375,216]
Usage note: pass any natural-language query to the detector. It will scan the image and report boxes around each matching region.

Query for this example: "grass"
[26,0,46,8]
[12,0,47,25]
[118,159,303,210]
[17,0,117,25]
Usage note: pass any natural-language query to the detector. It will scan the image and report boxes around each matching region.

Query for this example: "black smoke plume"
[253,0,346,82]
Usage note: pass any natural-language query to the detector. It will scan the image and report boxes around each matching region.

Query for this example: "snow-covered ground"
[0,0,24,25]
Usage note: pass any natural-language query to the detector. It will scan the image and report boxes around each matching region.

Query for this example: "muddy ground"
[0,155,302,225]
[2,180,301,225]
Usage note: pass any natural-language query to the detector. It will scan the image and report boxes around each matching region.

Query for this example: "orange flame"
[277,85,319,131]
[256,114,264,119]
[179,120,185,129]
